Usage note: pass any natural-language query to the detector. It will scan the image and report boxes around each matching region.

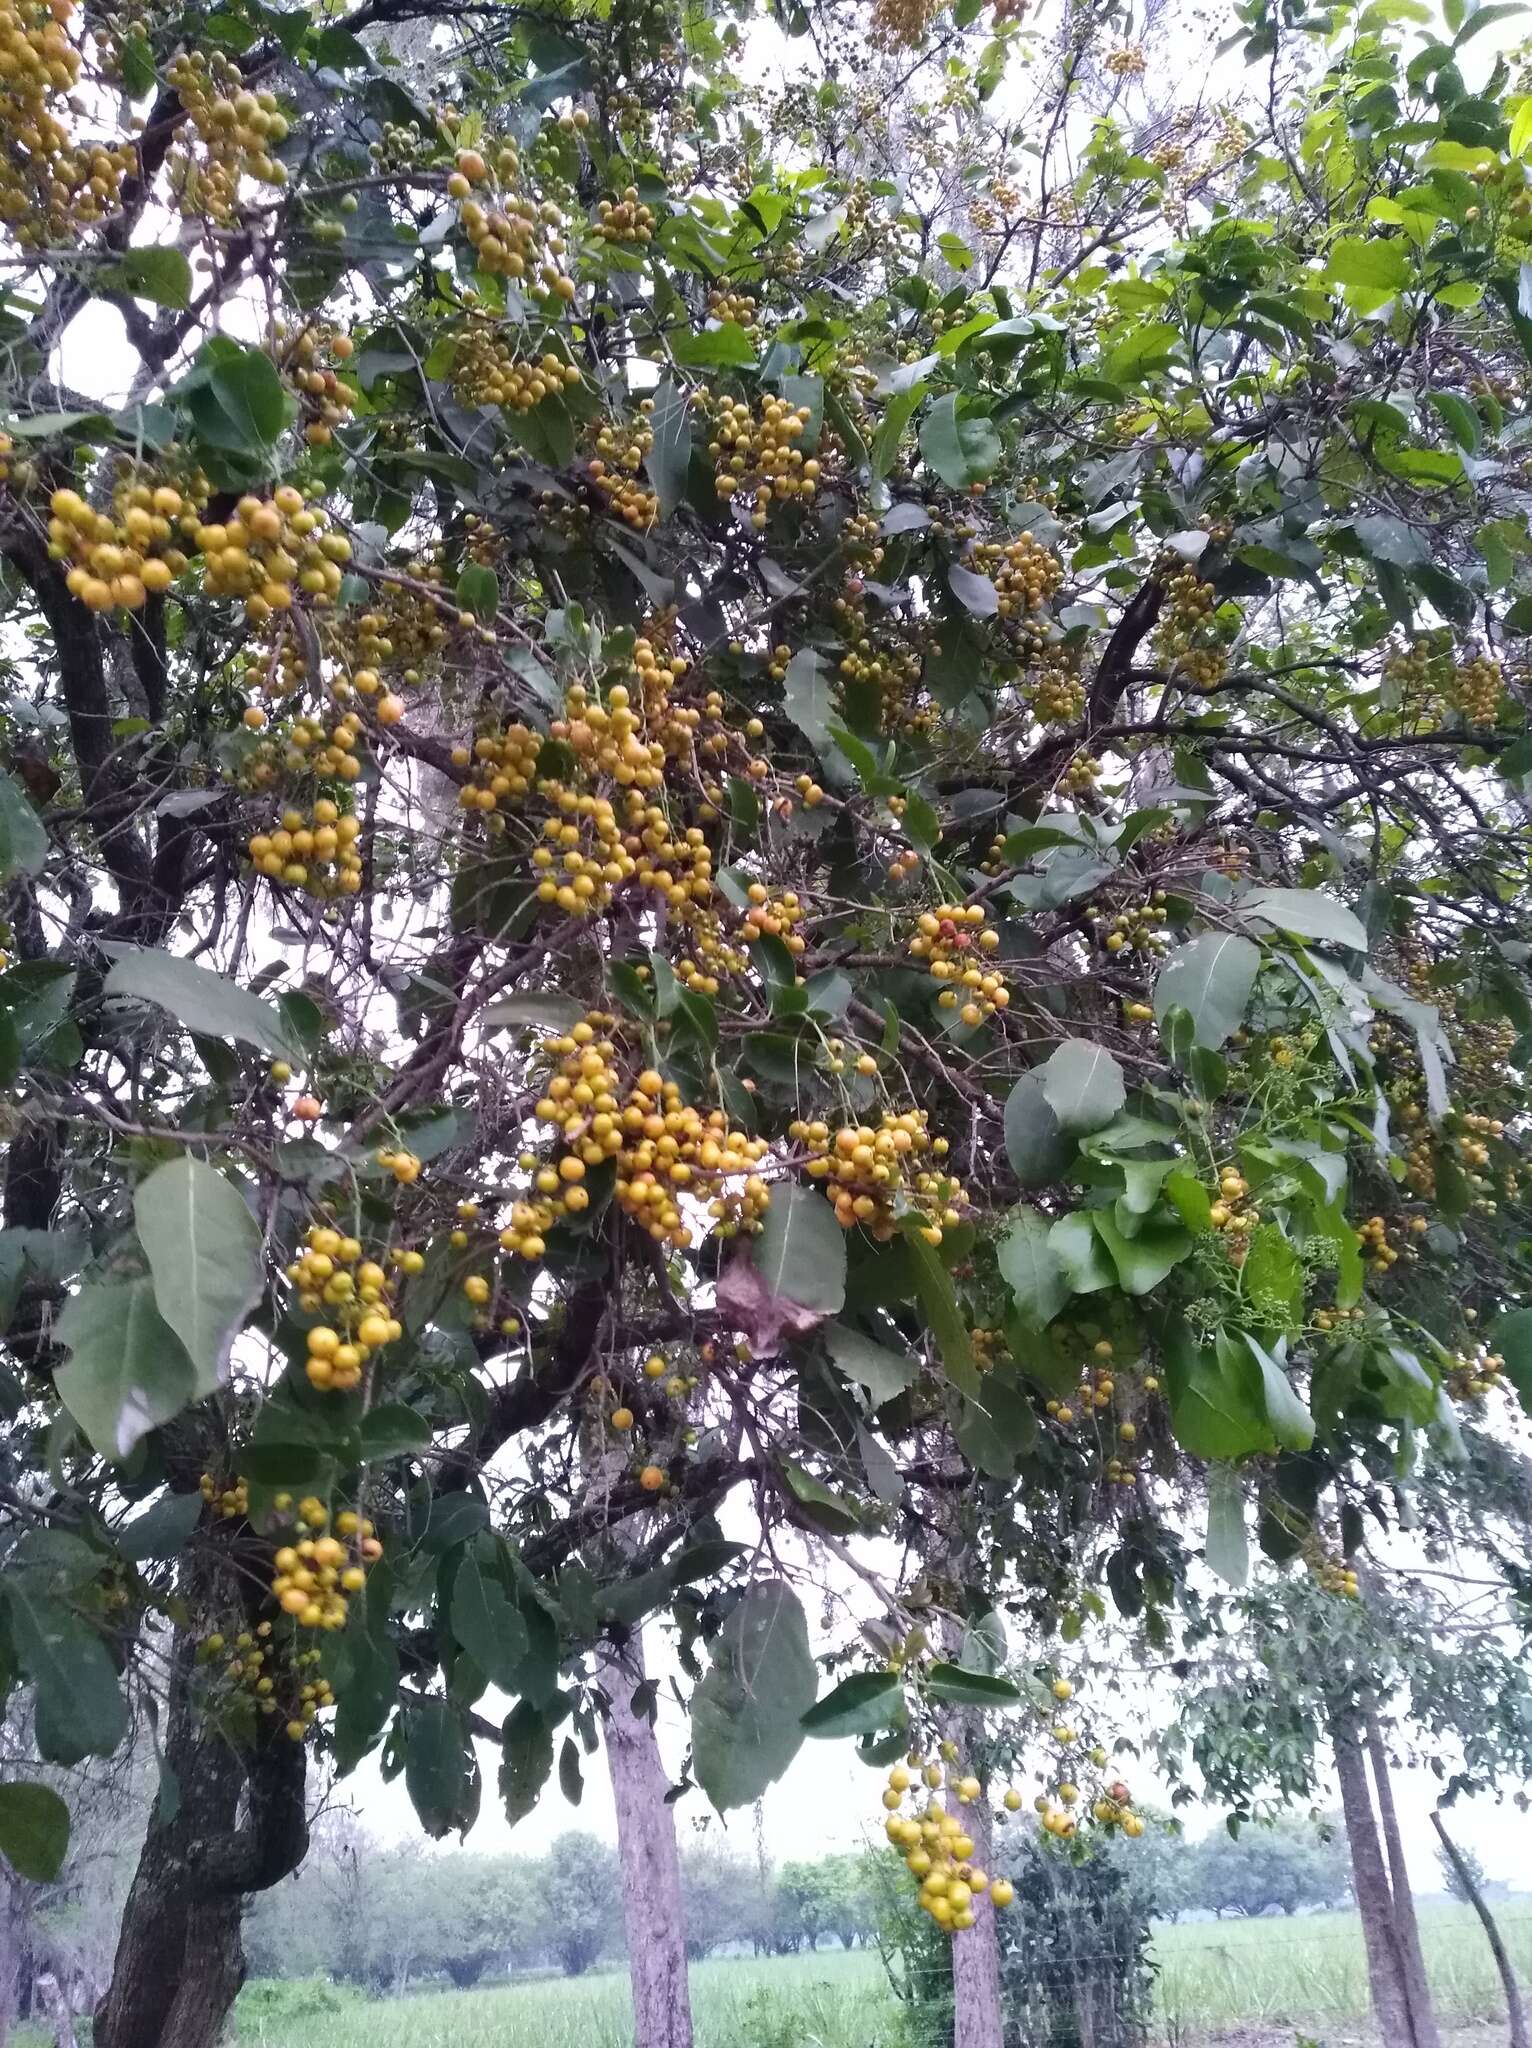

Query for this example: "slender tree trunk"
[1431,1810,1530,2048]
[1331,1699,1415,2047]
[946,1734,1003,2048]
[599,1626,694,2048]
[0,1871,24,2048]
[33,1973,76,2048]
[1365,1712,1441,2048]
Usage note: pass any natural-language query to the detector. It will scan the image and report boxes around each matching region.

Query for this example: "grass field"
[26,1901,1531,2047]
[1153,1898,1532,2036]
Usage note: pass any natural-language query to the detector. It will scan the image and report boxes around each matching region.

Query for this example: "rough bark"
[1365,1712,1441,2048]
[95,1551,308,2048]
[1331,1699,1414,2047]
[598,1627,693,2048]
[1431,1810,1530,2048]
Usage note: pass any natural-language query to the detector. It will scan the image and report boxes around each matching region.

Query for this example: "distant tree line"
[238,1807,1357,1997]
[241,1813,886,1993]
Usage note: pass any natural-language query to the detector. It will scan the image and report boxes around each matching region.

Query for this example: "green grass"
[28,1901,1531,2048]
[232,1950,902,2048]
[1151,1897,1532,2036]
[228,1906,1532,2047]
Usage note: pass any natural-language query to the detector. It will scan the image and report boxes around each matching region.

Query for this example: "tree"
[7,2,1532,2048]
[1435,1831,1489,1907]
[540,1832,622,1978]
[1183,1816,1350,1920]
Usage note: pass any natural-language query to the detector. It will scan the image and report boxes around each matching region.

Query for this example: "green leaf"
[451,1553,530,1689]
[104,247,192,309]
[404,1699,480,1839]
[781,1459,861,1534]
[948,563,999,616]
[823,1322,918,1405]
[1003,1073,1071,1185]
[1206,1467,1249,1589]
[1242,1334,1315,1452]
[1494,1307,1532,1412]
[755,1185,846,1315]
[906,1230,980,1396]
[0,769,47,882]
[923,1662,1021,1707]
[102,945,298,1059]
[871,389,921,480]
[55,1276,204,1460]
[672,320,756,368]
[455,564,499,623]
[1039,1040,1126,1134]
[186,340,295,455]
[1243,1226,1305,1335]
[1428,390,1481,452]
[997,1206,1069,1330]
[6,1587,127,1765]
[499,1700,554,1827]
[1326,236,1410,292]
[0,1781,70,1882]
[691,1581,816,1811]
[919,393,1001,488]
[1167,1323,1273,1460]
[1049,1212,1115,1294]
[801,1669,904,1737]
[1090,1211,1192,1295]
[558,1735,582,1806]
[781,648,836,760]
[1239,888,1367,953]
[357,1403,432,1463]
[114,1490,202,1560]
[1153,932,1260,1049]
[134,1157,262,1389]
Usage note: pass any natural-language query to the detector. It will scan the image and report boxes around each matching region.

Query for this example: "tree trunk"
[95,1606,307,2048]
[599,1626,694,2048]
[936,1678,1003,2048]
[1365,1712,1441,2048]
[33,1973,76,2048]
[1331,1699,1415,2047]
[0,1870,24,2048]
[1431,1810,1530,2048]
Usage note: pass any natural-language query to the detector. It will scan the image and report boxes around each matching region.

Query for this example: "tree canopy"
[2,0,1532,1973]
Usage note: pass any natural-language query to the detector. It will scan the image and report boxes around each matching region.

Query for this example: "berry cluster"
[195,488,352,623]
[1023,653,1085,726]
[1098,894,1170,956]
[1451,650,1501,726]
[796,1109,963,1242]
[452,147,576,301]
[909,904,1009,1025]
[165,52,291,222]
[707,395,819,528]
[288,1223,407,1391]
[593,186,656,242]
[49,475,206,612]
[452,323,583,411]
[269,1496,382,1632]
[589,406,658,528]
[0,0,136,248]
[247,799,363,898]
[199,1470,249,1520]
[1153,568,1227,691]
[971,531,1063,617]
